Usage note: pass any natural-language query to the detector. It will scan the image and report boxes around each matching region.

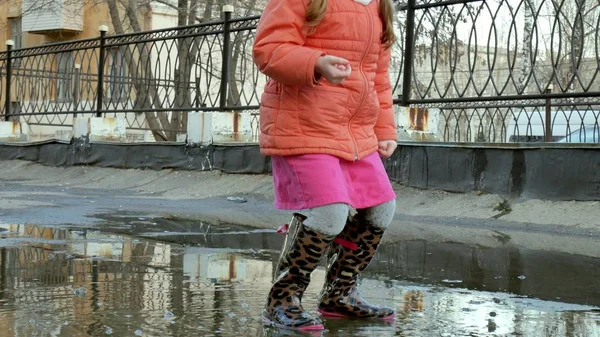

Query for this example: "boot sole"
[262,317,325,331]
[317,309,396,321]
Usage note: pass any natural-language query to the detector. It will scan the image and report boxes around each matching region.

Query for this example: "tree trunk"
[519,0,534,94]
[106,0,260,141]
[106,0,168,141]
[173,0,190,141]
[124,0,180,140]
[227,0,257,106]
[569,0,585,93]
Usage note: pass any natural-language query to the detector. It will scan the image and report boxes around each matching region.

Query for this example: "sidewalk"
[1,159,599,258]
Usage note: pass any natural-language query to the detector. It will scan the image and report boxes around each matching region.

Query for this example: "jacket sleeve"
[374,45,398,141]
[252,0,326,87]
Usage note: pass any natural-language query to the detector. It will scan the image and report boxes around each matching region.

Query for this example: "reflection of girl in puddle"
[262,327,324,337]
[402,290,425,313]
[252,0,398,331]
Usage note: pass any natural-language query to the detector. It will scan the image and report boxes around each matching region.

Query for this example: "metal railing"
[0,0,599,143]
[0,12,263,142]
[400,0,600,143]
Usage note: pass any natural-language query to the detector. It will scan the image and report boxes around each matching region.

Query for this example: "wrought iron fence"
[399,0,600,143]
[1,0,599,143]
[0,12,263,142]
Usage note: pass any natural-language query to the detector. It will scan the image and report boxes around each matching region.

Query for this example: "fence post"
[195,76,201,109]
[401,0,416,107]
[96,25,108,118]
[73,63,81,118]
[220,5,233,110]
[4,40,14,122]
[545,84,553,142]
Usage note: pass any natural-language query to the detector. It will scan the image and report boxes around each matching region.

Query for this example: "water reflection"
[0,223,597,337]
[104,216,600,307]
[371,241,600,307]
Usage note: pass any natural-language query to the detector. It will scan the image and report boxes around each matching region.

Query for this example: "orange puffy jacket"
[253,0,397,162]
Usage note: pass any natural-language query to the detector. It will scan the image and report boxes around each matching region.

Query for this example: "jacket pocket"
[297,87,349,139]
[259,80,281,135]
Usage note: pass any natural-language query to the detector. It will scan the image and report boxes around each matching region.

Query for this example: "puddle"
[96,214,600,307]
[0,223,598,337]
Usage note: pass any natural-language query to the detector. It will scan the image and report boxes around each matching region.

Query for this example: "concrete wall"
[385,142,600,201]
[1,140,599,201]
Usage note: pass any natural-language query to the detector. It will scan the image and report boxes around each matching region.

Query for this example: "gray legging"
[303,200,396,236]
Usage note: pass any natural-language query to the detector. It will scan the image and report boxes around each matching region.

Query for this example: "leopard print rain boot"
[317,213,395,320]
[263,213,335,331]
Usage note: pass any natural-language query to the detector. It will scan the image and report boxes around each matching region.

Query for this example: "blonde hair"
[305,0,396,49]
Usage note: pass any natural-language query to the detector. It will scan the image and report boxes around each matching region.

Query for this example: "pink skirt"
[271,152,396,210]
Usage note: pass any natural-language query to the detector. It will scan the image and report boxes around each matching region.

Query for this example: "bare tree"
[518,0,535,94]
[549,0,600,93]
[105,0,263,141]
[520,0,600,94]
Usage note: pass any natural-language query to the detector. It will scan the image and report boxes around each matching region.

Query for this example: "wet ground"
[0,217,599,337]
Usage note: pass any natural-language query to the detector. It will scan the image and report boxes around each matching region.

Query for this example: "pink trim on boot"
[318,309,396,321]
[263,317,325,331]
[333,238,358,251]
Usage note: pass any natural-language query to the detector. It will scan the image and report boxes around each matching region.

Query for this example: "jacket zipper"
[348,4,374,161]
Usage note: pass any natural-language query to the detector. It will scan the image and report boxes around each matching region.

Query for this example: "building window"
[8,17,22,50]
[56,52,74,102]
[107,48,127,103]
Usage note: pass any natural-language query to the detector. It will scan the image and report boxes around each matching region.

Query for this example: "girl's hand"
[378,140,397,158]
[315,55,352,84]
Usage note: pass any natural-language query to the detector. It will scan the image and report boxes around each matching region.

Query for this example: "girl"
[253,0,398,331]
